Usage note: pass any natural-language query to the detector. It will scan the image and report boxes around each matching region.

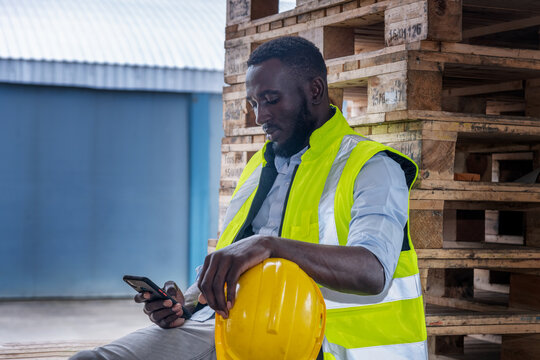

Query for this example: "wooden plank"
[409,112,540,134]
[443,80,524,97]
[418,248,540,259]
[462,0,540,13]
[418,138,456,180]
[328,60,407,87]
[509,273,540,311]
[328,87,344,110]
[408,69,443,110]
[235,0,361,31]
[225,0,389,48]
[222,142,264,152]
[223,98,253,136]
[221,151,249,181]
[368,109,540,127]
[502,334,540,360]
[229,126,264,136]
[502,253,540,358]
[224,43,250,82]
[427,0,462,42]
[417,248,540,269]
[424,294,510,312]
[227,0,250,25]
[442,96,486,114]
[410,199,445,210]
[426,312,540,327]
[463,15,540,39]
[526,211,540,248]
[440,42,540,61]
[385,1,428,46]
[428,323,540,336]
[525,80,540,117]
[367,71,407,113]
[410,209,444,248]
[299,26,355,60]
[325,43,410,68]
[492,152,534,161]
[349,110,540,133]
[415,180,540,193]
[486,101,525,115]
[412,188,540,203]
[251,0,278,21]
[208,238,218,253]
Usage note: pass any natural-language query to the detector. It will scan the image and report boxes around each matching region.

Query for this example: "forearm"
[266,236,385,295]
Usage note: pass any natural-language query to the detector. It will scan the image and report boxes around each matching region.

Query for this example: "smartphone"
[123,275,192,319]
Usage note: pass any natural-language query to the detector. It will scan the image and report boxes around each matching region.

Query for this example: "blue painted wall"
[188,93,223,284]
[0,83,222,297]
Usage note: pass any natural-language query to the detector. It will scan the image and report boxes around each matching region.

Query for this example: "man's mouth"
[262,125,280,141]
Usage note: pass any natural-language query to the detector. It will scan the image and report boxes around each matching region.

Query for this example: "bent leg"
[70,318,215,360]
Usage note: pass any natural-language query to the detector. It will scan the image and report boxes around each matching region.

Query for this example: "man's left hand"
[197,235,272,318]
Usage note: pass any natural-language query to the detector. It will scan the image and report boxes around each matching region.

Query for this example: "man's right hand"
[134,280,186,329]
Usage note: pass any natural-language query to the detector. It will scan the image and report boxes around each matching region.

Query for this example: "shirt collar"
[274,145,308,173]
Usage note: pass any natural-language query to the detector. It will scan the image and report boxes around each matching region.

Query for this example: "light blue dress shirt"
[251,147,409,292]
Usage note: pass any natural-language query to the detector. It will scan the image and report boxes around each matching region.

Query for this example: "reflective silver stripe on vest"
[221,164,262,232]
[321,273,422,309]
[323,338,428,360]
[318,134,367,246]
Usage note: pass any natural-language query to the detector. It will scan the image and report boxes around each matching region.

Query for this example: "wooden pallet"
[221,0,540,358]
[426,308,540,336]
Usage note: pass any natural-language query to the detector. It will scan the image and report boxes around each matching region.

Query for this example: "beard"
[273,98,316,158]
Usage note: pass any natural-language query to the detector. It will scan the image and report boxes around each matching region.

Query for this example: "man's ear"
[309,76,326,105]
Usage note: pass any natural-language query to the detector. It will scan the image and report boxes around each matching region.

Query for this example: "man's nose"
[254,105,271,126]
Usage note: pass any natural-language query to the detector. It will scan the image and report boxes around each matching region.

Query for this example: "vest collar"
[303,105,354,160]
[261,105,353,163]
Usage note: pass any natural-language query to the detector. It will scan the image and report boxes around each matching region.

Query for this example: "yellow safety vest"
[216,107,427,359]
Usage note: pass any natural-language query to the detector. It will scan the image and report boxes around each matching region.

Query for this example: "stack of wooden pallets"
[221,0,540,358]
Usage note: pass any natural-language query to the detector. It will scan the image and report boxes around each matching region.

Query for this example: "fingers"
[132,280,187,329]
[198,254,230,318]
[149,307,179,323]
[144,298,175,314]
[169,317,186,328]
[197,236,272,318]
[163,281,185,305]
[133,292,145,303]
[154,311,185,329]
[225,275,237,311]
[144,300,184,329]
[134,291,161,303]
[198,293,207,304]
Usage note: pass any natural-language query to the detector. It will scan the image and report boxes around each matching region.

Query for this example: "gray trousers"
[70,318,216,360]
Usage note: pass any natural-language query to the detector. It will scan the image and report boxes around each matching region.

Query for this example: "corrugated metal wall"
[0,83,222,297]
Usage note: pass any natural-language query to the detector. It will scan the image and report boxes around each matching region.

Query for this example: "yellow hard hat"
[215,258,326,360]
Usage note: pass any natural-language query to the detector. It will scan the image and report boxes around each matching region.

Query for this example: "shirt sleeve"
[347,152,409,293]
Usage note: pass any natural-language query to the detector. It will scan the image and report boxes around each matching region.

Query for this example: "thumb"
[164,281,185,304]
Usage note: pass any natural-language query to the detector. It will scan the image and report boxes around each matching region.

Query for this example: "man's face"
[246,58,316,157]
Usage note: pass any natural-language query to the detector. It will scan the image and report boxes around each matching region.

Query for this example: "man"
[73,36,426,360]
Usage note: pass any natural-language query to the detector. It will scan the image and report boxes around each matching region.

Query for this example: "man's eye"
[266,98,279,104]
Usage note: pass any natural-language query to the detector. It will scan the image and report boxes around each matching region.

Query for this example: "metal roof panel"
[0,0,225,71]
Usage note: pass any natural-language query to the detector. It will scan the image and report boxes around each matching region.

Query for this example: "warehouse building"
[0,0,225,296]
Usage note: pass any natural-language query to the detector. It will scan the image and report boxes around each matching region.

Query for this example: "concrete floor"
[0,299,150,344]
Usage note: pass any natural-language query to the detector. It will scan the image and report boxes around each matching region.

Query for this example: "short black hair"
[247,36,327,83]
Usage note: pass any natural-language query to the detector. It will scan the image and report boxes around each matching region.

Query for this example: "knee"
[69,349,105,360]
